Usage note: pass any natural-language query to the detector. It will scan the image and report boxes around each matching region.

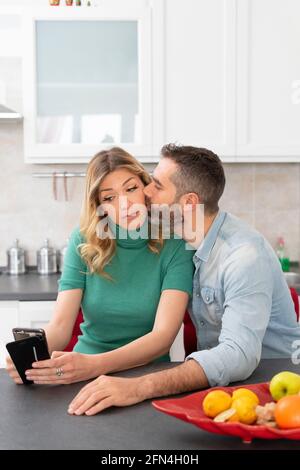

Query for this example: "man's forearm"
[137,359,209,400]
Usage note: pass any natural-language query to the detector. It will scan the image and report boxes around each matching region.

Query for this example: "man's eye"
[127,186,138,192]
[155,185,161,190]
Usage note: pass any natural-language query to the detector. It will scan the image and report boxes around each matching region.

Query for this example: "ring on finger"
[55,367,64,377]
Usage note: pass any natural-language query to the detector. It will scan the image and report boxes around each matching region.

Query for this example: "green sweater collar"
[108,217,149,248]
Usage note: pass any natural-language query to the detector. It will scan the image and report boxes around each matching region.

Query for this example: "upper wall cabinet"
[0,7,22,58]
[22,1,164,163]
[236,0,300,161]
[21,0,300,164]
[164,0,236,161]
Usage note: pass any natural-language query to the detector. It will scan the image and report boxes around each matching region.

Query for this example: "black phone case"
[6,336,50,385]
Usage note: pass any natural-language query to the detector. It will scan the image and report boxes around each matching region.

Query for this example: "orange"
[274,395,300,429]
[202,390,232,418]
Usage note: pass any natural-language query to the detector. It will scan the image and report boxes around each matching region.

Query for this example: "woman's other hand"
[6,356,22,384]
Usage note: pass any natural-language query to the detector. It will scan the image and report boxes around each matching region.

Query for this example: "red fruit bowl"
[152,382,300,443]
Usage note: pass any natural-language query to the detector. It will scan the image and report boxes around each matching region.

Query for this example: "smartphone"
[12,327,47,343]
[6,335,50,385]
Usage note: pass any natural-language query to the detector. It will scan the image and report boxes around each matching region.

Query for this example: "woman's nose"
[119,196,129,210]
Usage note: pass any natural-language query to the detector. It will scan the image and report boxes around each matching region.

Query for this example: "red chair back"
[183,310,197,357]
[290,287,299,321]
[64,309,84,352]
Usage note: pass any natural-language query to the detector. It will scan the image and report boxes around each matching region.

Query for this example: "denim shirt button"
[201,287,215,304]
[200,321,205,326]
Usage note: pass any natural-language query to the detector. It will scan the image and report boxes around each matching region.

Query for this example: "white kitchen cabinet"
[164,0,236,161]
[18,301,55,329]
[0,300,55,367]
[0,301,18,368]
[236,0,300,161]
[0,7,22,58]
[9,0,300,164]
[22,1,164,163]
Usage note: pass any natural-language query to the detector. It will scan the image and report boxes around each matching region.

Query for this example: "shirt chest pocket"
[200,286,223,324]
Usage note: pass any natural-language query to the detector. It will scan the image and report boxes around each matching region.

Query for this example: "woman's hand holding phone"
[6,326,99,385]
[25,351,98,385]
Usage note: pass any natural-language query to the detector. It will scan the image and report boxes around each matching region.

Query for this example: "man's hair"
[161,143,226,214]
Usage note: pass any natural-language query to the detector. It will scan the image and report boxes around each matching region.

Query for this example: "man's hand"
[25,351,98,385]
[68,375,145,415]
[6,356,22,384]
[68,360,208,416]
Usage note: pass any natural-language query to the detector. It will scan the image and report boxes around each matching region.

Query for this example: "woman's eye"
[103,196,114,202]
[127,186,138,192]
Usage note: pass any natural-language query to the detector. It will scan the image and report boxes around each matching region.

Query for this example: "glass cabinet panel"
[36,20,140,145]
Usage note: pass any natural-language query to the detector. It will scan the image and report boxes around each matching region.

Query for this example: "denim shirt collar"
[194,211,227,263]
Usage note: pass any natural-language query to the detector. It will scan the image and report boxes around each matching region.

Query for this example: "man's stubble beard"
[146,196,185,239]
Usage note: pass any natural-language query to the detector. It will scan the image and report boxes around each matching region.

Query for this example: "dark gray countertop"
[0,265,298,302]
[1,359,300,450]
[0,268,59,301]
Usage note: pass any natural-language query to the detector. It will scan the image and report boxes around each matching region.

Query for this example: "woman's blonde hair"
[79,147,163,279]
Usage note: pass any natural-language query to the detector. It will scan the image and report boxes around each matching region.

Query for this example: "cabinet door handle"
[63,172,68,201]
[52,172,57,200]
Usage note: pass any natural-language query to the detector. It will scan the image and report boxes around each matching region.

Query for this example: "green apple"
[269,371,300,401]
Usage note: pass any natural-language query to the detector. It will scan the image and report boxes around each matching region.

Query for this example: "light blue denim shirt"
[187,211,300,387]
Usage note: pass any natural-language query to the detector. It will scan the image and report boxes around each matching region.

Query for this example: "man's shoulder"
[218,213,267,255]
[214,213,278,281]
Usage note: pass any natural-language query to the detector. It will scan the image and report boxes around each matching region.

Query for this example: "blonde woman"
[7,147,194,385]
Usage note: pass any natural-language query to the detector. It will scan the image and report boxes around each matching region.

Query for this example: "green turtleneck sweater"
[58,222,194,362]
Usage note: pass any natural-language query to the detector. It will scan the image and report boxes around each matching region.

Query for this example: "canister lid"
[38,239,56,256]
[7,239,25,256]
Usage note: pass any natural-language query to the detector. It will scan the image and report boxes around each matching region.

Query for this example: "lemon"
[202,390,232,418]
[232,388,259,406]
[231,397,257,425]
